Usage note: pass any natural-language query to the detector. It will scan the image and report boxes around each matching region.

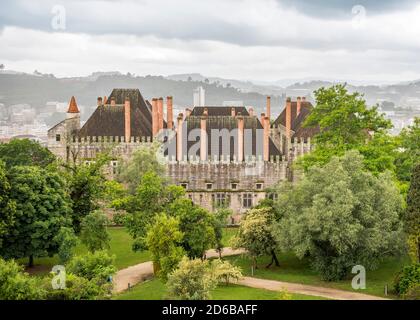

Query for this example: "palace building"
[48,88,318,222]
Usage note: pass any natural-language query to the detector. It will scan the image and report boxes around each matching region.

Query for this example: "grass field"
[114,278,326,300]
[225,252,408,298]
[221,226,238,247]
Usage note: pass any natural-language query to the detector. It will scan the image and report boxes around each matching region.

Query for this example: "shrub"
[167,257,217,300]
[112,211,127,226]
[394,264,420,296]
[0,258,45,300]
[404,283,420,300]
[55,227,78,264]
[80,210,110,253]
[211,259,242,285]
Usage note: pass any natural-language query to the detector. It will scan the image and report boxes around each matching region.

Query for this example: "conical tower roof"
[67,96,80,113]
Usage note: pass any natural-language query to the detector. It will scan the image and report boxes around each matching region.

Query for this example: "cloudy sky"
[1,0,420,84]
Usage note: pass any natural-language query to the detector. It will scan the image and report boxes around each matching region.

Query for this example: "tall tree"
[0,166,71,266]
[405,164,420,263]
[80,210,110,253]
[232,207,280,269]
[0,139,55,168]
[0,161,15,245]
[274,151,404,281]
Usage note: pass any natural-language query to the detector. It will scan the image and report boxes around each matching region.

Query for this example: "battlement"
[70,135,153,144]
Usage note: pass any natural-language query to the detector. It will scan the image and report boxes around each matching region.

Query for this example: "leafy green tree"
[405,163,420,263]
[394,263,420,298]
[145,214,185,280]
[55,227,79,264]
[65,155,108,233]
[0,258,45,300]
[167,257,217,300]
[0,139,55,168]
[232,207,280,269]
[0,161,15,245]
[0,166,71,267]
[80,210,110,253]
[299,84,392,171]
[213,208,231,258]
[118,144,166,193]
[120,171,184,251]
[274,151,404,281]
[168,198,216,259]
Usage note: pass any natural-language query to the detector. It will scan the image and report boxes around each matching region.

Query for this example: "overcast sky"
[1,0,420,84]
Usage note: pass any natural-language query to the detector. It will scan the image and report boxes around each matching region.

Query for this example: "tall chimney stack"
[186,108,191,117]
[176,113,184,161]
[200,112,207,161]
[110,97,116,107]
[237,114,244,162]
[285,97,292,138]
[266,96,271,119]
[296,97,301,117]
[152,98,158,137]
[263,116,269,162]
[231,107,236,117]
[97,97,103,107]
[103,96,107,104]
[124,97,131,142]
[158,97,164,131]
[260,112,266,126]
[167,96,173,129]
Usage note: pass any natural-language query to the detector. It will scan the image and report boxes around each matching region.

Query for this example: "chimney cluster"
[124,97,131,142]
[151,96,175,137]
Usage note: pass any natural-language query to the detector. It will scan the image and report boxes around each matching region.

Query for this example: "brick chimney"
[260,112,265,126]
[237,114,244,162]
[203,107,208,116]
[152,98,158,137]
[110,97,116,107]
[103,96,107,104]
[158,97,164,131]
[296,97,301,117]
[167,96,173,129]
[124,97,131,142]
[231,107,236,117]
[266,96,271,119]
[176,113,184,161]
[285,97,292,138]
[263,116,269,161]
[302,96,306,101]
[97,97,103,107]
[186,108,191,117]
[200,112,207,161]
[249,107,254,117]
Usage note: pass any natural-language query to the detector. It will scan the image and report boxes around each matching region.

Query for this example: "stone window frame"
[111,160,119,175]
[206,183,213,190]
[55,134,61,142]
[231,183,238,190]
[212,193,230,209]
[242,193,253,208]
[256,183,263,190]
[180,183,188,189]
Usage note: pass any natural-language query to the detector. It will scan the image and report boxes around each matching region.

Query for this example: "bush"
[112,211,127,226]
[211,259,242,285]
[394,264,420,296]
[55,227,78,264]
[0,258,45,300]
[80,211,110,253]
[167,257,217,300]
[44,273,109,300]
[404,283,420,300]
[66,251,116,283]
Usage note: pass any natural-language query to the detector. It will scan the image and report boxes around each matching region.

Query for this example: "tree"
[145,214,185,280]
[167,198,216,259]
[211,259,242,285]
[55,227,79,264]
[232,207,280,269]
[0,258,45,300]
[167,257,217,300]
[0,64,4,70]
[65,155,108,233]
[0,166,71,267]
[299,84,392,171]
[213,208,231,258]
[405,163,420,263]
[67,250,116,283]
[117,144,166,193]
[80,210,110,253]
[274,151,404,281]
[0,139,56,168]
[0,161,15,245]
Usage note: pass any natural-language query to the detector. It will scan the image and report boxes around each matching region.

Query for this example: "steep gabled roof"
[78,89,154,138]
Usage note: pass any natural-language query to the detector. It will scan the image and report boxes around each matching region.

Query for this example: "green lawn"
[225,252,409,298]
[221,227,238,247]
[114,278,326,300]
[22,227,151,273]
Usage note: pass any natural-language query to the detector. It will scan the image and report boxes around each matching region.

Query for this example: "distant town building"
[193,86,205,107]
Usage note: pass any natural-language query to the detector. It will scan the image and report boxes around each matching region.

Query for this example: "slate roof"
[184,106,280,159]
[78,89,155,138]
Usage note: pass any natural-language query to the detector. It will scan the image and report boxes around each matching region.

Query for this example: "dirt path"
[113,247,245,293]
[237,277,388,300]
[113,248,387,300]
